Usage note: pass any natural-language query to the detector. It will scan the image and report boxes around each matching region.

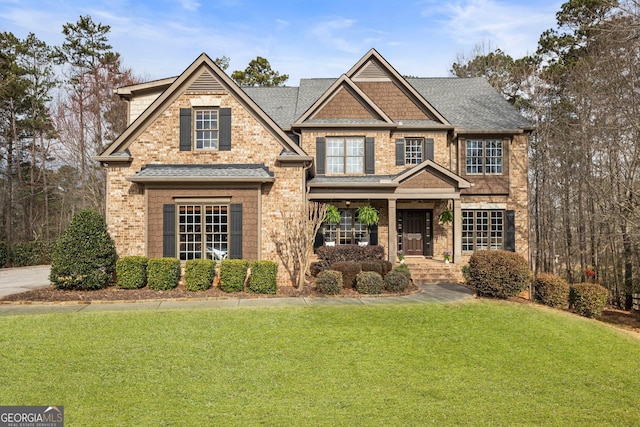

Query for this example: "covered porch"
[308,160,471,264]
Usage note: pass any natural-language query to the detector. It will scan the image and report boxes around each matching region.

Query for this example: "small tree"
[50,209,117,290]
[270,202,327,289]
[231,56,289,87]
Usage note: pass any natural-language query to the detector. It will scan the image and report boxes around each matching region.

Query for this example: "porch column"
[453,198,462,264]
[388,199,397,263]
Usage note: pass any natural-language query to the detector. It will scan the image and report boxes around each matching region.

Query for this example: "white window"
[462,210,504,252]
[466,139,503,174]
[178,204,228,260]
[405,138,423,165]
[326,137,364,174]
[323,209,367,244]
[195,109,218,149]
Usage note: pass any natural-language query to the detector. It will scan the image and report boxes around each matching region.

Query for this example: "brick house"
[96,49,532,285]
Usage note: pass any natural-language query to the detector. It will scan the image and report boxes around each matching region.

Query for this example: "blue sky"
[0,0,562,85]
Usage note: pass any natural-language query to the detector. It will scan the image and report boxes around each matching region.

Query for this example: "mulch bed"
[0,282,421,303]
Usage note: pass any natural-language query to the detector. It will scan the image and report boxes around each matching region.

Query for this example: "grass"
[1,300,640,426]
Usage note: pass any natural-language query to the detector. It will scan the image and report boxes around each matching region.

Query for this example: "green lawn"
[1,300,639,426]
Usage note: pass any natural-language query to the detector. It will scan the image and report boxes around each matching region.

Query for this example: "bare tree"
[270,202,327,289]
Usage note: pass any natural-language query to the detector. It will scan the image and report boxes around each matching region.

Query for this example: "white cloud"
[178,0,200,12]
[309,17,360,53]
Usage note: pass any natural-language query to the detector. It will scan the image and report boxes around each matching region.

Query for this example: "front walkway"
[0,283,474,316]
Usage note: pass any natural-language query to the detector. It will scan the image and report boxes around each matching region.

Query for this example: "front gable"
[97,53,307,163]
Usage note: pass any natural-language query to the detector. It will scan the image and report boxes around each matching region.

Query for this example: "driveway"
[0,265,51,297]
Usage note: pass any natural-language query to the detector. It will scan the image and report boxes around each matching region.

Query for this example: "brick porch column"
[453,198,462,264]
[388,199,397,263]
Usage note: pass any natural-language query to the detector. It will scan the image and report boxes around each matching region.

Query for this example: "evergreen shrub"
[468,250,531,298]
[570,283,609,318]
[116,256,148,289]
[220,259,249,292]
[315,270,343,295]
[248,260,278,294]
[185,259,216,291]
[147,258,180,290]
[533,273,570,308]
[355,271,383,294]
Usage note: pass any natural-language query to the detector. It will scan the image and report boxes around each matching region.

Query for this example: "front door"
[399,210,433,256]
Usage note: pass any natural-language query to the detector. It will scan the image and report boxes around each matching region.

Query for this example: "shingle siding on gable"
[313,87,376,120]
[355,81,433,121]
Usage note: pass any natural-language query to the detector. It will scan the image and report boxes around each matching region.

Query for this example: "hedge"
[248,260,278,294]
[50,209,117,290]
[315,270,343,295]
[330,261,362,289]
[116,256,148,289]
[0,242,7,268]
[147,258,181,290]
[220,259,249,292]
[316,245,385,264]
[468,250,531,298]
[533,273,570,308]
[9,241,53,267]
[185,259,216,291]
[570,283,609,318]
[355,271,383,294]
[384,269,410,292]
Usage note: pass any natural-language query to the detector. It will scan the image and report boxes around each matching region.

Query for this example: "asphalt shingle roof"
[131,164,274,180]
[241,76,530,131]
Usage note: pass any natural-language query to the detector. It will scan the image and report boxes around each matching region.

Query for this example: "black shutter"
[316,137,326,174]
[395,138,405,166]
[179,108,192,151]
[505,210,516,252]
[368,224,378,246]
[163,204,176,257]
[219,108,232,151]
[365,137,375,174]
[425,138,434,161]
[230,203,242,259]
[313,228,325,252]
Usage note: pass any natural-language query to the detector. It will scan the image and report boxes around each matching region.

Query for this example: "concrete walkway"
[0,265,474,316]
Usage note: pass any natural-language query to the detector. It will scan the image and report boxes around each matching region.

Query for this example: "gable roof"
[97,53,307,162]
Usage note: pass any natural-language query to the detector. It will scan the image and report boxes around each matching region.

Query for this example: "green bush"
[461,264,471,284]
[50,210,117,290]
[220,259,249,292]
[0,242,7,268]
[147,258,180,290]
[10,241,53,267]
[185,259,216,291]
[360,260,383,276]
[384,269,411,292]
[393,263,412,281]
[330,261,362,289]
[468,250,531,298]
[249,260,278,294]
[355,271,383,294]
[315,270,343,295]
[570,283,609,318]
[533,273,570,308]
[116,256,148,289]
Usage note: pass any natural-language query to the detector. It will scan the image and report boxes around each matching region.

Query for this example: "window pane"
[339,211,353,245]
[485,140,503,174]
[405,138,423,165]
[195,109,218,149]
[490,211,504,250]
[466,140,483,174]
[325,137,364,174]
[178,205,202,260]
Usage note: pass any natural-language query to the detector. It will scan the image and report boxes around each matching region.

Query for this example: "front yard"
[1,301,639,425]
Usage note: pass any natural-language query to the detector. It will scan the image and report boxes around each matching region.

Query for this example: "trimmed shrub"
[50,209,117,290]
[384,269,410,292]
[533,273,570,308]
[220,259,249,292]
[317,245,385,264]
[116,256,148,289]
[0,242,7,268]
[468,250,531,298]
[185,259,216,291]
[355,271,383,294]
[570,283,609,318]
[147,258,180,290]
[380,260,394,277]
[360,260,383,276]
[310,260,330,277]
[393,263,412,281]
[249,260,278,294]
[461,264,471,285]
[330,261,362,289]
[316,270,343,295]
[10,241,53,267]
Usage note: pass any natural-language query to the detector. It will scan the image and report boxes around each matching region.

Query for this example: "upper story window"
[405,138,423,165]
[466,139,503,174]
[326,137,364,174]
[195,109,219,149]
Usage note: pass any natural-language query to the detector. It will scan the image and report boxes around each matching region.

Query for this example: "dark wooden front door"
[400,210,433,256]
